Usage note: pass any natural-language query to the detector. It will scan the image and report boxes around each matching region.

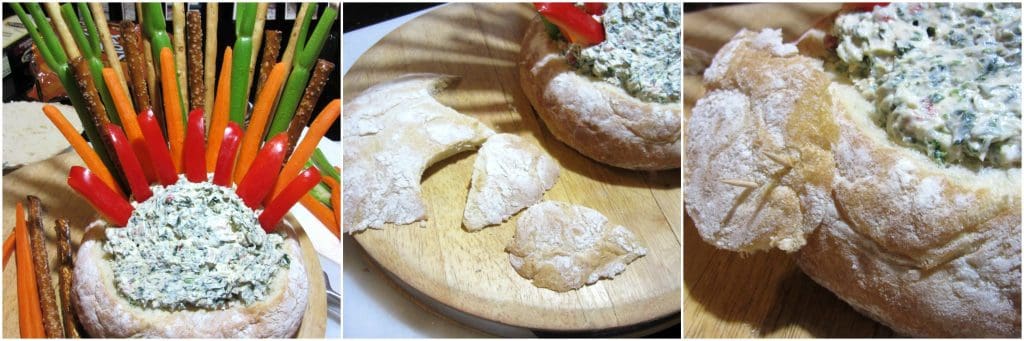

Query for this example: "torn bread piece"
[684,28,838,253]
[343,74,495,233]
[463,134,559,231]
[506,201,647,292]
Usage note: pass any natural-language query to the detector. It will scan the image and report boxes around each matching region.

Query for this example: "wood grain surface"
[2,152,327,338]
[683,3,896,338]
[344,3,681,332]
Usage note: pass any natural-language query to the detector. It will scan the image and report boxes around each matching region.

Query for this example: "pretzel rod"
[186,10,204,111]
[90,3,130,101]
[43,3,81,60]
[284,59,334,159]
[121,21,151,112]
[26,197,63,338]
[203,3,218,124]
[72,57,128,194]
[255,30,282,96]
[54,219,80,338]
[172,3,189,108]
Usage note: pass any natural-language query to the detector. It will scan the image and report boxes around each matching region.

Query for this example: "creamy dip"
[567,2,681,103]
[834,3,1021,167]
[104,177,288,310]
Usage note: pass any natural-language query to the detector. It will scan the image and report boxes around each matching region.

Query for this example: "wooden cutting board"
[683,3,896,338]
[344,3,681,332]
[2,152,327,338]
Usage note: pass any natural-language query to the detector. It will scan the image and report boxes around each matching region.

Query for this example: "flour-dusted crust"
[73,220,308,338]
[685,29,838,252]
[343,74,495,233]
[463,134,559,231]
[517,16,680,170]
[506,201,647,292]
[795,83,1022,337]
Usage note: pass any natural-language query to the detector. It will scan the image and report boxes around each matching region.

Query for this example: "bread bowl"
[72,178,309,338]
[518,3,681,170]
[686,3,1020,337]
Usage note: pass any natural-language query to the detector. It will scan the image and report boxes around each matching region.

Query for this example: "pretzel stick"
[203,3,218,124]
[245,3,268,100]
[173,3,188,108]
[121,21,151,112]
[139,3,164,130]
[90,3,130,100]
[255,30,282,95]
[72,57,128,194]
[284,59,334,159]
[43,3,81,60]
[26,197,62,338]
[54,219,80,338]
[186,10,204,111]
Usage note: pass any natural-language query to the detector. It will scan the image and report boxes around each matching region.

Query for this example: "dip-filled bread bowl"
[686,3,1020,337]
[519,2,681,170]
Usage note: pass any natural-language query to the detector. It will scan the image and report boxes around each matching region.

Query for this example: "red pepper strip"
[68,166,133,226]
[137,109,179,186]
[583,3,606,15]
[183,108,207,183]
[534,3,604,46]
[842,2,887,12]
[259,167,321,232]
[235,133,288,209]
[103,124,153,202]
[213,122,243,187]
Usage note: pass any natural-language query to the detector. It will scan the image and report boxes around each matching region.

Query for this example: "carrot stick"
[234,62,288,183]
[104,68,157,183]
[43,105,125,197]
[161,47,185,172]
[16,202,45,337]
[270,99,340,200]
[327,173,341,236]
[2,233,13,269]
[300,194,339,238]
[206,47,233,172]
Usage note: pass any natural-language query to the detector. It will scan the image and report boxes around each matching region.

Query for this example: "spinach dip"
[833,3,1021,167]
[104,177,288,310]
[567,2,681,103]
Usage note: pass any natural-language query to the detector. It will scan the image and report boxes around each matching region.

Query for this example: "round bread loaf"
[518,16,681,170]
[686,26,1021,337]
[73,220,309,338]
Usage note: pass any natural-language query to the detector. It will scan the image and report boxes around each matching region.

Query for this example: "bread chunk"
[463,134,559,231]
[506,201,647,292]
[685,29,838,252]
[343,74,495,232]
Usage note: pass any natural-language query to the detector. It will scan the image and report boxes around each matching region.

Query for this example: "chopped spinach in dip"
[567,2,681,103]
[104,177,288,310]
[834,3,1021,167]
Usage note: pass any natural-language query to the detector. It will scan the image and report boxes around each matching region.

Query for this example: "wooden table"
[344,3,680,334]
[683,3,896,338]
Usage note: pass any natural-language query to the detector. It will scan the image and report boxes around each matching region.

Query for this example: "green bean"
[310,147,340,182]
[266,4,338,138]
[229,3,258,125]
[307,174,332,206]
[61,4,119,125]
[78,3,101,54]
[142,3,186,128]
[26,4,68,66]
